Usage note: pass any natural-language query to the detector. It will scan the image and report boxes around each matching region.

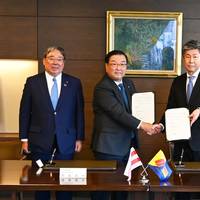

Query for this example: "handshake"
[139,121,163,135]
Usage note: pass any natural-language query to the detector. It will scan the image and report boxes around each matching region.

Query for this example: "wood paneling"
[38,0,200,18]
[0,0,37,59]
[183,19,200,43]
[0,17,37,59]
[0,0,36,16]
[0,0,200,161]
[132,78,173,103]
[63,61,105,100]
[38,17,105,60]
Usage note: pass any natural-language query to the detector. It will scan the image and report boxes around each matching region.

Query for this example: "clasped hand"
[140,122,163,135]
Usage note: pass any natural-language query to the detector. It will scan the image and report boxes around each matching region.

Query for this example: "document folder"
[43,160,117,171]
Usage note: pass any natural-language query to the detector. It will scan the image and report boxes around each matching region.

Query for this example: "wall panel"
[183,19,200,43]
[38,0,200,18]
[0,0,36,16]
[0,0,200,161]
[0,17,37,59]
[38,17,105,60]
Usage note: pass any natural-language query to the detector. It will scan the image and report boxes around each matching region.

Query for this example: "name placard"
[59,168,87,185]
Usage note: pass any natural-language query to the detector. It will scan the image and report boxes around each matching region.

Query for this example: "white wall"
[0,60,38,132]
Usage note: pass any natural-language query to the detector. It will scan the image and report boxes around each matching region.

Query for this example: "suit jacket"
[161,72,200,151]
[91,74,141,157]
[19,72,85,155]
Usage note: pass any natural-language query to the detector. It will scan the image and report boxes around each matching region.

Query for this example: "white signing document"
[165,108,191,141]
[132,92,155,124]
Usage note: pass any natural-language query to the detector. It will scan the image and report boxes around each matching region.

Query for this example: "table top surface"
[0,160,200,192]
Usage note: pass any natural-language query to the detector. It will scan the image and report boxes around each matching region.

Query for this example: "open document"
[165,108,191,141]
[132,92,155,124]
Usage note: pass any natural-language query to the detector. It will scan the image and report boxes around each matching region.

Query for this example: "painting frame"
[106,11,183,77]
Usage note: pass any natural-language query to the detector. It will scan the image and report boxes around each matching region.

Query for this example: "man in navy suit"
[19,46,85,200]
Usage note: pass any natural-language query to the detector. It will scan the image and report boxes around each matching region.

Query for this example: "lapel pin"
[64,81,68,87]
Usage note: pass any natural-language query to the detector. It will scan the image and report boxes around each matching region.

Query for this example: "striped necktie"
[186,76,195,102]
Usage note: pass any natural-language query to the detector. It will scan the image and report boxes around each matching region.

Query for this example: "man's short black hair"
[105,50,128,64]
[182,40,200,55]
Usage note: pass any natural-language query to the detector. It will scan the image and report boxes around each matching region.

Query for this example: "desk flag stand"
[124,147,149,184]
[139,165,149,184]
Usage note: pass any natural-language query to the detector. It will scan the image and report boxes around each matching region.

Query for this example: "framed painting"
[106,11,183,77]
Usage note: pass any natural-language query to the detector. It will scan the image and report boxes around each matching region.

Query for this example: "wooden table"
[148,165,200,200]
[0,160,150,200]
[1,160,200,200]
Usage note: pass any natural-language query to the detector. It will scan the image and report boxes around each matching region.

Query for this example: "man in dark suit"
[19,46,85,200]
[157,40,200,162]
[156,39,200,200]
[91,50,159,200]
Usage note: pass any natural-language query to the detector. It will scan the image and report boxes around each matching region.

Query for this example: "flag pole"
[139,164,149,184]
[140,164,148,176]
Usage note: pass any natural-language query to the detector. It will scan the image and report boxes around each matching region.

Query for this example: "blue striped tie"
[51,78,58,110]
[187,76,194,102]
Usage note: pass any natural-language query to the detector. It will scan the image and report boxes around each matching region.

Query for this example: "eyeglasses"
[108,63,127,68]
[184,55,200,60]
[46,57,64,63]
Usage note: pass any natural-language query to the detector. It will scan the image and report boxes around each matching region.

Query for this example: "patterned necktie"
[118,83,135,138]
[187,76,195,102]
[118,83,129,109]
[51,77,58,110]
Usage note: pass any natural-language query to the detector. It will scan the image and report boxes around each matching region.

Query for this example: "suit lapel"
[112,81,124,105]
[123,80,132,112]
[190,73,200,103]
[123,80,132,110]
[56,74,69,110]
[179,74,188,104]
[104,75,124,106]
[39,72,54,111]
[104,75,132,112]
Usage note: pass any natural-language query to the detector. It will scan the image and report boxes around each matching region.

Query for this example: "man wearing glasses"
[91,50,159,200]
[19,46,85,200]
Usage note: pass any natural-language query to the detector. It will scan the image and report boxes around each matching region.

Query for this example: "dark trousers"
[173,141,200,200]
[32,151,73,200]
[91,151,129,200]
[173,140,200,162]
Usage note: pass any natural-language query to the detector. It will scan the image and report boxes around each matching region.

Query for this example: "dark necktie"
[187,76,195,102]
[118,83,135,138]
[51,77,58,110]
[118,83,129,110]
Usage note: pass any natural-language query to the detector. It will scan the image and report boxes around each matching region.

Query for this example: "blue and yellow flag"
[148,150,172,181]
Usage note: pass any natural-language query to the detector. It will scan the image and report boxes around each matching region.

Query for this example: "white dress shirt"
[45,71,62,98]
[186,69,200,93]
